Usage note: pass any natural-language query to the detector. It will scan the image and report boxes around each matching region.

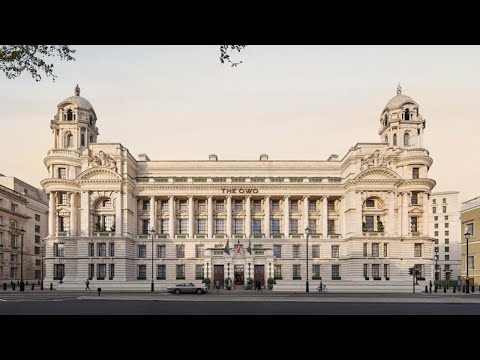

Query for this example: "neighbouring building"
[429,192,461,283]
[0,174,48,282]
[41,84,436,292]
[460,196,480,287]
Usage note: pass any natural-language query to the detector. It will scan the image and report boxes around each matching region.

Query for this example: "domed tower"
[378,84,426,148]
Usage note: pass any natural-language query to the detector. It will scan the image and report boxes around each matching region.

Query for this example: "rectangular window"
[196,244,204,258]
[290,201,298,212]
[411,191,418,205]
[138,245,146,258]
[252,200,262,212]
[366,199,375,208]
[161,219,169,234]
[466,223,474,236]
[109,264,115,279]
[88,264,94,279]
[53,264,64,280]
[384,264,389,278]
[290,219,298,233]
[197,219,206,234]
[271,219,280,234]
[197,200,206,211]
[308,200,317,211]
[365,216,374,231]
[11,235,17,248]
[445,238,449,244]
[445,223,449,228]
[331,245,339,258]
[60,193,67,205]
[234,219,243,234]
[274,264,282,279]
[10,267,17,279]
[434,231,439,237]
[412,167,419,179]
[444,264,450,272]
[312,245,320,258]
[34,246,40,255]
[445,231,449,236]
[442,206,447,213]
[215,219,225,234]
[434,223,438,229]
[157,245,166,258]
[414,243,422,257]
[176,245,185,258]
[445,246,449,253]
[10,219,17,229]
[328,201,335,211]
[411,217,418,232]
[98,243,106,257]
[384,243,388,257]
[179,200,188,211]
[293,245,301,258]
[176,264,185,279]
[363,264,368,278]
[252,219,262,234]
[293,264,301,279]
[308,219,316,233]
[88,243,94,257]
[157,265,166,279]
[142,219,150,235]
[444,215,448,221]
[9,203,17,212]
[35,235,40,244]
[215,200,224,212]
[442,198,447,204]
[35,225,40,233]
[234,200,243,211]
[138,265,146,280]
[60,216,69,232]
[312,265,321,279]
[196,264,204,279]
[332,265,340,279]
[58,168,67,179]
[363,243,368,257]
[434,216,438,221]
[178,219,188,234]
[432,207,436,214]
[34,270,41,279]
[161,201,169,212]
[372,243,379,257]
[109,243,115,257]
[271,200,280,211]
[35,259,41,266]
[53,243,64,257]
[142,200,150,211]
[97,264,106,280]
[273,245,282,258]
[372,264,380,278]
[328,219,335,233]
[445,255,450,261]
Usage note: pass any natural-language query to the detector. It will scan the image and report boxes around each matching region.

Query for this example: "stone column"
[188,196,194,238]
[401,192,409,236]
[356,192,363,235]
[169,196,175,238]
[339,197,345,237]
[81,191,90,237]
[207,196,213,238]
[322,196,329,237]
[422,192,429,236]
[284,196,290,237]
[48,192,55,237]
[115,190,122,236]
[70,192,76,236]
[302,196,309,233]
[245,196,251,238]
[226,196,232,237]
[150,195,156,233]
[388,191,395,236]
[264,196,270,238]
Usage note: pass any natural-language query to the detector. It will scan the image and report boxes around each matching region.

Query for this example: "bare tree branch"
[219,45,247,67]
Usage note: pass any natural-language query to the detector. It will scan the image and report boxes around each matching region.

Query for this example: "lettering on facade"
[221,188,259,194]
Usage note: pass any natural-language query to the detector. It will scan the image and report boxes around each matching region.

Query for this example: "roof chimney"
[259,154,269,161]
[209,154,218,161]
[138,153,150,161]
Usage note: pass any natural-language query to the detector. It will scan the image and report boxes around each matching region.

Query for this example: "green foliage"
[219,45,246,67]
[377,221,384,232]
[202,277,211,285]
[0,45,76,82]
[95,223,101,232]
[267,277,276,285]
[362,222,368,231]
[224,277,232,285]
[247,277,254,284]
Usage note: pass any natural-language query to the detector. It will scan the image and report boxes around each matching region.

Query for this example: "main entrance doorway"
[234,265,244,285]
[214,265,224,289]
[254,265,265,288]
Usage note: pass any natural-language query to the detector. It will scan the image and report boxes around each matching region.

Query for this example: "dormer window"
[89,115,93,126]
[404,108,410,121]
[67,109,73,121]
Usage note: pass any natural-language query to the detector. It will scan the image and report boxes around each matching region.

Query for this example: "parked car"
[167,283,208,294]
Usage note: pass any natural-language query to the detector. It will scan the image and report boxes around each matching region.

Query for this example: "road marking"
[0,299,7,302]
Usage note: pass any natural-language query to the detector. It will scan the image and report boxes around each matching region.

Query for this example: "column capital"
[207,195,213,199]
[169,195,175,200]
[302,195,309,201]
[225,195,232,199]
[284,195,290,199]
[245,195,252,199]
[264,195,271,199]
[322,195,329,200]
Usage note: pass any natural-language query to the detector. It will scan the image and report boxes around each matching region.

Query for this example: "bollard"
[97,288,102,296]
[3,283,6,291]
[472,286,475,293]
[425,286,428,293]
[444,286,446,293]
[41,282,44,291]
[31,284,35,290]
[453,286,456,293]
[12,283,15,290]
[50,283,53,290]
[434,285,437,293]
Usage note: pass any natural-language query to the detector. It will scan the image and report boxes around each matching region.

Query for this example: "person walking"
[216,279,220,293]
[85,279,91,290]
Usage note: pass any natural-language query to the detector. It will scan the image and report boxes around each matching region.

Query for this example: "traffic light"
[409,268,413,275]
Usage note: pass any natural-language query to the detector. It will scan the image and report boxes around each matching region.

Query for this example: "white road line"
[0,299,7,302]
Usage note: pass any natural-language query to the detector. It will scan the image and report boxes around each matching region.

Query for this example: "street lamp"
[305,227,310,293]
[41,238,45,290]
[150,228,155,292]
[434,247,439,292]
[464,227,471,294]
[19,227,25,291]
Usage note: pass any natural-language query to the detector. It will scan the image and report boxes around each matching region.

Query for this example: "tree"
[219,45,247,67]
[0,45,76,82]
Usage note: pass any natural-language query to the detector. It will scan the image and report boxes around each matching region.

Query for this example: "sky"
[0,45,478,203]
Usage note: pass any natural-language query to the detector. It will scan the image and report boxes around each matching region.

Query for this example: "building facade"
[460,196,480,287]
[0,175,48,282]
[41,85,436,291]
[429,192,461,283]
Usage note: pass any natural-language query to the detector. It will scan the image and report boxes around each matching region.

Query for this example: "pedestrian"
[319,280,323,292]
[85,279,91,290]
[216,279,220,293]
[429,280,432,293]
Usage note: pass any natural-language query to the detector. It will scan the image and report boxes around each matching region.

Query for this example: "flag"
[223,238,230,255]
[247,237,252,255]
[236,238,242,254]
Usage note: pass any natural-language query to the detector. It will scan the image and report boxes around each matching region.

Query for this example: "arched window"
[393,134,397,146]
[81,134,85,146]
[90,135,93,143]
[67,134,73,147]
[89,116,93,126]
[67,109,73,121]
[404,109,410,121]
[385,135,388,144]
[404,132,410,146]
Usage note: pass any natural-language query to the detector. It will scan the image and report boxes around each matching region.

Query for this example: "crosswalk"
[0,293,82,302]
